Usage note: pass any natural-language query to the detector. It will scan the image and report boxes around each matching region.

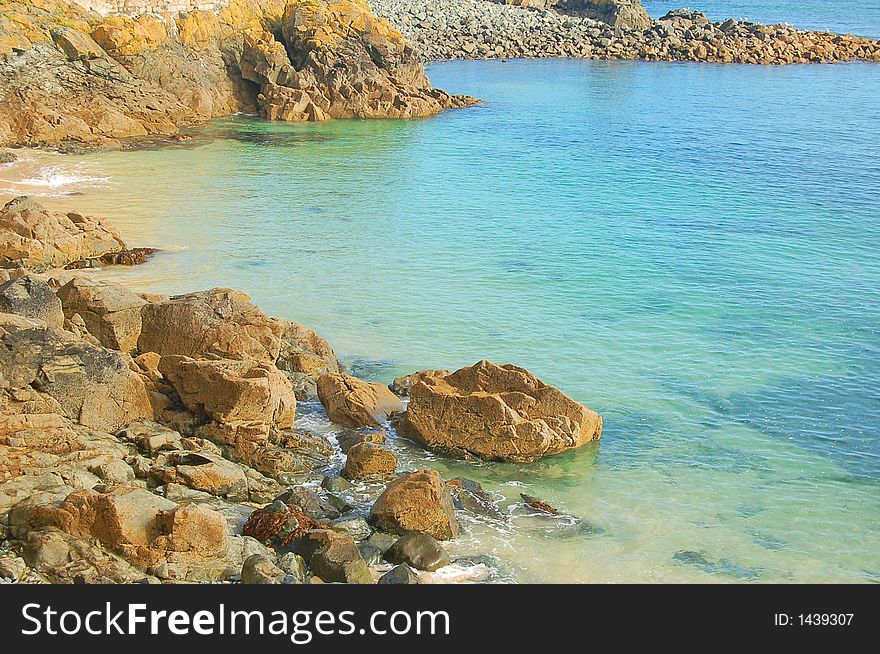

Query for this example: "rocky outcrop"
[0,0,474,149]
[370,0,880,64]
[0,314,153,431]
[0,197,126,272]
[369,469,459,540]
[317,372,404,427]
[394,360,602,463]
[253,0,475,122]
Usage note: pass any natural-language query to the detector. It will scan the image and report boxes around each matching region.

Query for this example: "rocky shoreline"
[0,194,602,584]
[2,0,879,151]
[369,0,880,63]
[0,0,476,150]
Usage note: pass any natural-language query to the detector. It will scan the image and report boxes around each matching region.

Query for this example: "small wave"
[0,159,111,199]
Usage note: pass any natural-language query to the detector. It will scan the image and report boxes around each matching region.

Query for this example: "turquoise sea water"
[644,1,880,37]
[3,56,880,582]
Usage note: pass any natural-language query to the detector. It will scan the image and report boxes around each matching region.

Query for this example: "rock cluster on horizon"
[368,0,880,63]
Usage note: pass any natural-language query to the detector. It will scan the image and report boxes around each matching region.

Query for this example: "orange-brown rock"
[9,485,227,569]
[56,278,147,353]
[0,197,126,272]
[317,372,404,428]
[394,360,602,463]
[390,369,449,397]
[342,442,397,480]
[0,0,474,148]
[369,469,459,540]
[158,355,296,428]
[139,288,283,362]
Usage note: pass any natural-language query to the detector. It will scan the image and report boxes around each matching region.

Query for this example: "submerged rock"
[394,360,602,463]
[447,478,503,519]
[521,493,559,515]
[384,533,450,571]
[378,563,421,584]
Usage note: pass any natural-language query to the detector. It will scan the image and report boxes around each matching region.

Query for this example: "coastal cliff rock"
[0,197,126,271]
[393,360,602,463]
[0,0,474,148]
[254,0,475,121]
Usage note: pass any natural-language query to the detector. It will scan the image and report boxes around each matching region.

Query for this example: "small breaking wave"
[0,153,111,199]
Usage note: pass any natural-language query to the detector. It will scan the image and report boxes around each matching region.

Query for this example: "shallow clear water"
[3,58,879,582]
[643,1,880,38]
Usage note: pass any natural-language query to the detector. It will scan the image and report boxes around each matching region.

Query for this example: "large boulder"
[317,372,404,428]
[0,197,126,271]
[159,355,296,428]
[297,529,372,584]
[0,275,64,329]
[369,470,459,540]
[138,289,283,362]
[138,288,337,397]
[394,360,602,463]
[56,278,147,352]
[0,314,153,431]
